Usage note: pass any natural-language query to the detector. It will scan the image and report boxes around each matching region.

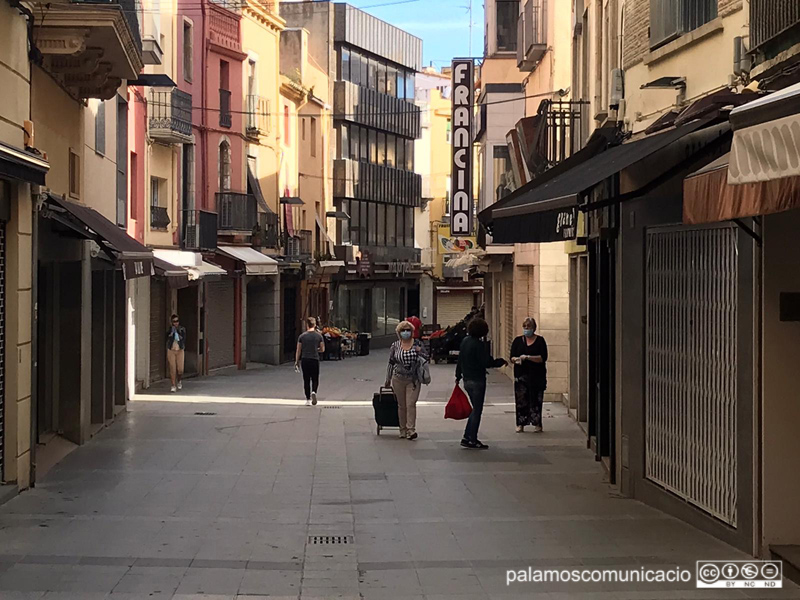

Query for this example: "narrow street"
[0,354,793,599]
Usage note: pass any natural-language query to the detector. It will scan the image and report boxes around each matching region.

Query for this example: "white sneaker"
[516,425,524,433]
[177,381,182,391]
[533,426,543,433]
[311,391,318,406]
[170,386,177,393]
[306,399,312,406]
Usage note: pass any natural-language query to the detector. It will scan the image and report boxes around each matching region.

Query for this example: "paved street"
[0,353,796,599]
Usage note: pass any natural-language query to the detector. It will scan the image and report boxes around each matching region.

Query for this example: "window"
[350,199,361,244]
[377,62,387,93]
[219,141,231,192]
[310,117,317,157]
[361,54,369,88]
[220,59,229,90]
[183,20,193,82]
[368,58,377,90]
[406,73,415,100]
[367,202,376,245]
[396,205,404,246]
[397,137,405,171]
[387,134,396,168]
[397,72,406,100]
[341,47,350,81]
[650,0,717,48]
[284,106,290,145]
[130,151,138,219]
[496,0,519,51]
[404,207,414,247]
[446,119,452,143]
[493,145,512,202]
[386,204,397,246]
[351,51,361,85]
[369,129,377,164]
[340,124,349,159]
[377,132,386,166]
[351,125,360,160]
[150,176,169,229]
[95,100,105,155]
[69,149,80,198]
[302,118,306,141]
[360,127,368,162]
[387,66,397,97]
[377,203,386,246]
[406,139,414,171]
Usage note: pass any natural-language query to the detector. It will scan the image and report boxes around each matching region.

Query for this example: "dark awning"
[247,164,271,213]
[280,196,305,205]
[128,74,177,87]
[44,194,153,280]
[488,119,711,243]
[0,142,49,186]
[153,257,190,288]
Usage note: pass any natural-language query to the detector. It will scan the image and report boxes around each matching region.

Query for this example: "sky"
[292,0,485,69]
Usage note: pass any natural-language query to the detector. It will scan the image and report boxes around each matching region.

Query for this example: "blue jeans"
[463,379,487,442]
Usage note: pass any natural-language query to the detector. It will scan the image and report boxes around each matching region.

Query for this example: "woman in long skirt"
[510,317,548,432]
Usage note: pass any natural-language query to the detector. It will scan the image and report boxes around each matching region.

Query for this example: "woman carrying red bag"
[454,317,507,449]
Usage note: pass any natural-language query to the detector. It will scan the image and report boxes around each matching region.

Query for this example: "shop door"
[149,279,167,383]
[588,237,616,482]
[206,279,235,370]
[283,285,298,361]
[644,225,738,526]
[177,285,199,375]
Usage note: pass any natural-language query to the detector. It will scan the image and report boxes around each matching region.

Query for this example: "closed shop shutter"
[206,279,235,370]
[645,225,738,526]
[504,282,514,362]
[149,279,167,383]
[436,291,474,328]
[0,225,5,476]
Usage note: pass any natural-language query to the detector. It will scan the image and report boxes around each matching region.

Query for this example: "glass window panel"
[496,0,519,52]
[377,202,386,246]
[386,205,397,246]
[335,284,349,328]
[359,127,367,161]
[397,72,406,100]
[372,287,386,337]
[406,73,415,100]
[341,199,351,245]
[405,207,414,247]
[406,140,414,171]
[350,125,360,160]
[368,58,377,90]
[341,48,350,81]
[387,134,396,168]
[378,132,386,166]
[386,287,401,335]
[387,66,397,97]
[377,62,387,94]
[361,55,368,88]
[366,202,375,245]
[351,51,361,85]
[361,201,369,244]
[397,138,405,172]
[396,205,404,247]
[340,125,349,160]
[369,129,377,164]
[350,200,360,245]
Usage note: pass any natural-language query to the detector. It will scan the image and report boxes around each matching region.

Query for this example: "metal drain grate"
[308,535,353,545]
[323,406,341,409]
[195,412,217,416]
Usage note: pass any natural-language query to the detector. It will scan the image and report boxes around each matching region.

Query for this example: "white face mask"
[400,331,412,340]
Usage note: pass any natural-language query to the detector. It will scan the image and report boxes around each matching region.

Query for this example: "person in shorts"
[167,314,187,393]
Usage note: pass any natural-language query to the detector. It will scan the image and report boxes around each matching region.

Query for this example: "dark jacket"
[166,326,187,350]
[510,335,548,389]
[455,335,505,382]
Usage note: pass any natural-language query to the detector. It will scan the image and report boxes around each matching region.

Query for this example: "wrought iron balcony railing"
[256,212,279,249]
[246,95,270,136]
[284,229,312,260]
[182,209,218,251]
[750,0,800,52]
[216,192,257,232]
[150,205,170,230]
[148,88,192,143]
[517,0,547,71]
[219,89,232,128]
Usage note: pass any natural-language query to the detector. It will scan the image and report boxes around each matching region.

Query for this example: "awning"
[684,152,800,224]
[728,82,800,185]
[247,164,271,212]
[217,245,279,275]
[280,196,305,205]
[152,249,225,281]
[436,286,484,292]
[128,74,177,87]
[189,261,227,280]
[487,120,711,244]
[0,142,49,186]
[326,210,350,220]
[315,213,335,254]
[153,257,190,288]
[45,194,153,279]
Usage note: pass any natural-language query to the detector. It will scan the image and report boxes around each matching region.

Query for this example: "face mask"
[400,331,412,340]
[523,329,534,337]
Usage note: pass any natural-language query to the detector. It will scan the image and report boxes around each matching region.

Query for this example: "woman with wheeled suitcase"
[384,321,429,440]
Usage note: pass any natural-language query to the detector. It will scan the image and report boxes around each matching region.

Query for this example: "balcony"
[217,192,257,232]
[32,0,144,99]
[182,209,218,251]
[150,205,170,230]
[751,0,800,53]
[334,80,421,139]
[148,89,192,143]
[333,159,422,207]
[253,212,279,249]
[246,95,271,137]
[219,89,232,128]
[517,0,548,72]
[284,230,312,261]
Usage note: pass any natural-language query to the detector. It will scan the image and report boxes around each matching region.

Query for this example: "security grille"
[307,535,353,545]
[645,225,738,525]
[0,225,5,478]
[206,280,235,370]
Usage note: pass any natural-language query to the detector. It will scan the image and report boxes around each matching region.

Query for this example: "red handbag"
[445,384,472,420]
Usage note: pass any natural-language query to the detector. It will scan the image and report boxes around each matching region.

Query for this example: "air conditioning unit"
[733,37,751,78]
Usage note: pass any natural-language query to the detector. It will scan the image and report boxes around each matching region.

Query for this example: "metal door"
[149,279,167,383]
[206,279,236,370]
[645,225,738,525]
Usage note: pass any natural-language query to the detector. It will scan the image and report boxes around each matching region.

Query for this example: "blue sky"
[346,0,484,68]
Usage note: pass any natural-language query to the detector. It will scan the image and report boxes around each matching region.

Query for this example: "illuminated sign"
[451,59,474,237]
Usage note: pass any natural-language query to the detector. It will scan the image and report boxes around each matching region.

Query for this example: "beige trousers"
[167,348,185,382]
[391,375,421,435]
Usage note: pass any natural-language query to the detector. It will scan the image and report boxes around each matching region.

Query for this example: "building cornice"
[244,0,285,32]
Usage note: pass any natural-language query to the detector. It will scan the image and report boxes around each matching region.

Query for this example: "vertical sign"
[451,59,474,237]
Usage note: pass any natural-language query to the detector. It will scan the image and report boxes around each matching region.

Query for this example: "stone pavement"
[0,353,797,599]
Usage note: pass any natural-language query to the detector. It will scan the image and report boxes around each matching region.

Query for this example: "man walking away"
[167,314,187,393]
[296,317,325,406]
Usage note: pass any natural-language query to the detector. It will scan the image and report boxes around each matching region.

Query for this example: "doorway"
[177,285,200,376]
[282,284,298,362]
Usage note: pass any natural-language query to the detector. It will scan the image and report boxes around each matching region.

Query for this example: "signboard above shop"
[451,58,474,237]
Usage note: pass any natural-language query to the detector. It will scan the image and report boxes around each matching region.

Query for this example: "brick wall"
[623,0,744,69]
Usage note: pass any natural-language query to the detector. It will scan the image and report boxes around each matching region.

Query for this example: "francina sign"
[451,58,474,237]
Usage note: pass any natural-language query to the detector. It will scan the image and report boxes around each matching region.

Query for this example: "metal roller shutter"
[645,225,738,526]
[206,279,235,370]
[436,292,474,327]
[149,279,167,383]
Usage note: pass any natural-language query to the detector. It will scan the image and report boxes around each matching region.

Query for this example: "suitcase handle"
[380,386,394,393]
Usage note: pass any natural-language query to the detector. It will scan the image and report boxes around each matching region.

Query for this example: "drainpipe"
[29,192,41,487]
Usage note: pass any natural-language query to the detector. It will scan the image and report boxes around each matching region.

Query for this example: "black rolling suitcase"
[372,386,399,435]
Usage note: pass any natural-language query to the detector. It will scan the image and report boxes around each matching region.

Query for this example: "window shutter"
[649,0,680,48]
